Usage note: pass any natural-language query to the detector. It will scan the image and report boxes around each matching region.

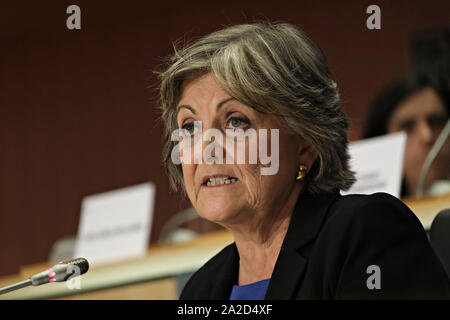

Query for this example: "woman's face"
[176,73,314,227]
[387,87,449,193]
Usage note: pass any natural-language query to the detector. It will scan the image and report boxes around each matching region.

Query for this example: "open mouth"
[202,176,239,187]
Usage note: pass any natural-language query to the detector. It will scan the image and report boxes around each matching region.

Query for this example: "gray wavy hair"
[158,22,355,194]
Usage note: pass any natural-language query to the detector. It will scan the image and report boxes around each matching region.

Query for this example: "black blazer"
[180,191,450,299]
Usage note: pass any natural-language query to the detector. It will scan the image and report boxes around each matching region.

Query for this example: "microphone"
[429,209,450,278]
[0,257,89,295]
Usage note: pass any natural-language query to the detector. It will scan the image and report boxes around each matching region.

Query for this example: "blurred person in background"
[364,77,450,197]
[364,26,450,198]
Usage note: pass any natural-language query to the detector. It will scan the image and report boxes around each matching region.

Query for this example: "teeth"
[206,177,237,186]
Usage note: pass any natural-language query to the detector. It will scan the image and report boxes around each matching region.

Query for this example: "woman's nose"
[200,127,226,164]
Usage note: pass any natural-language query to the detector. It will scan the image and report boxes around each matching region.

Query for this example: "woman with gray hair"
[158,22,450,299]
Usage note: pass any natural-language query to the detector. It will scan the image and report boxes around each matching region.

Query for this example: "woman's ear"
[298,141,319,169]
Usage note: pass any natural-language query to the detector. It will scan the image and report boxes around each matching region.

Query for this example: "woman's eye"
[226,117,249,130]
[398,120,415,133]
[428,115,447,131]
[181,122,196,134]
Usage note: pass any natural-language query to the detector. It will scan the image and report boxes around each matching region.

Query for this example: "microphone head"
[59,257,89,275]
[30,257,90,286]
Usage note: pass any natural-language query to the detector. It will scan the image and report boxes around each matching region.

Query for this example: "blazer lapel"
[265,191,340,299]
[209,243,240,299]
[265,243,307,299]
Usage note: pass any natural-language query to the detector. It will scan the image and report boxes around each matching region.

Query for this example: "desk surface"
[403,192,450,229]
[1,192,448,300]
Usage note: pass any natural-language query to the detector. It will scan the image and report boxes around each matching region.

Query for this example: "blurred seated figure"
[364,77,450,197]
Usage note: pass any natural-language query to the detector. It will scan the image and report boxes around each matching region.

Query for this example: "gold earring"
[296,165,308,181]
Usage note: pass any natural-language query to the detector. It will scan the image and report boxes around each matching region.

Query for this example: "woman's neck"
[231,183,303,285]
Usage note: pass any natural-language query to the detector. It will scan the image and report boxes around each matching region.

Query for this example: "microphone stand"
[0,279,32,295]
[416,118,450,198]
[0,257,89,296]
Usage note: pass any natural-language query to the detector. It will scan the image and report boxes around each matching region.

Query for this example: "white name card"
[342,132,406,198]
[74,182,155,265]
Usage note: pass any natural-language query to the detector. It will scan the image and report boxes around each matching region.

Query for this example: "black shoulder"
[179,242,238,300]
[327,192,424,236]
[317,192,450,299]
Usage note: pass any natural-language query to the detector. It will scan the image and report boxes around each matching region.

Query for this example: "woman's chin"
[196,198,241,225]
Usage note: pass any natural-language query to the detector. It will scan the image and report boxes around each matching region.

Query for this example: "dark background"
[0,0,449,277]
